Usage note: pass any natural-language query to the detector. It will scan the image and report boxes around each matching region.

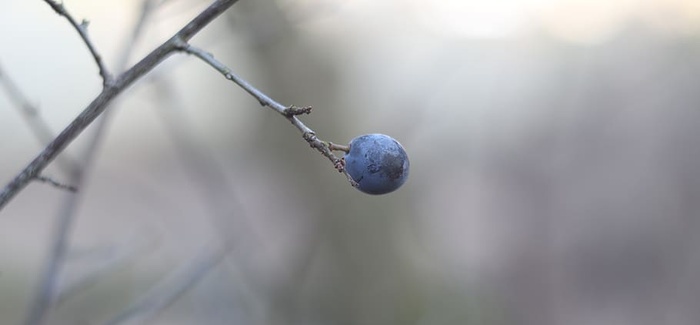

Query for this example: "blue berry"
[344,134,409,195]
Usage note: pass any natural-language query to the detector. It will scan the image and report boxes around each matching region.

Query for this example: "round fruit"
[344,134,409,195]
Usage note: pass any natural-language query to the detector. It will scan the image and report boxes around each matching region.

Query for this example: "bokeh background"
[2,0,700,324]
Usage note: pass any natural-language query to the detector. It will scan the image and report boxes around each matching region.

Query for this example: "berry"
[343,134,409,195]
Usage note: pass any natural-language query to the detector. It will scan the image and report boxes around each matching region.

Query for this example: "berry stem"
[327,142,350,153]
[180,44,358,187]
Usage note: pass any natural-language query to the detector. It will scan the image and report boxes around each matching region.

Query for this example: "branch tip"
[42,0,112,85]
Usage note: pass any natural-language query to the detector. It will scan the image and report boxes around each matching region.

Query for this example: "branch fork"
[0,0,361,212]
[0,0,240,211]
[177,42,358,187]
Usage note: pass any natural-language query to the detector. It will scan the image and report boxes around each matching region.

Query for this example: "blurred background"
[1,0,700,324]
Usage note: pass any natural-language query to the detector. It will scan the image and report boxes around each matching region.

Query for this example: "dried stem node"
[283,105,312,117]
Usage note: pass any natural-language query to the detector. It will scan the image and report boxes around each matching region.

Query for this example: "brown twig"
[177,43,358,187]
[327,141,350,153]
[0,0,239,212]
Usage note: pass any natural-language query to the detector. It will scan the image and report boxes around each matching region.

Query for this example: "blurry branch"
[24,188,81,325]
[34,175,78,193]
[177,44,358,187]
[151,74,268,318]
[29,0,161,314]
[0,0,239,212]
[23,2,172,325]
[0,64,81,176]
[0,63,81,193]
[103,245,229,325]
[115,0,169,72]
[42,0,112,86]
[55,232,157,305]
[150,74,258,241]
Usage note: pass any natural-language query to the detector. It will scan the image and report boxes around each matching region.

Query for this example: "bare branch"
[22,2,167,324]
[0,63,81,176]
[22,2,171,324]
[42,0,112,86]
[178,44,358,187]
[0,0,239,212]
[175,43,287,113]
[54,232,157,305]
[24,192,79,325]
[103,245,229,325]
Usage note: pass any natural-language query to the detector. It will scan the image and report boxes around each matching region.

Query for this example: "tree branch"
[42,0,112,86]
[22,2,167,324]
[0,63,81,176]
[103,245,229,325]
[177,43,358,187]
[0,0,239,212]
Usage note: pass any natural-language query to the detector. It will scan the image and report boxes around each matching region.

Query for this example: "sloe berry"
[344,134,409,195]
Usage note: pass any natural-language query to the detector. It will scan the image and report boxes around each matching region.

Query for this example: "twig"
[34,175,77,193]
[150,74,269,322]
[150,74,259,240]
[0,0,239,212]
[23,1,165,324]
[22,2,211,325]
[0,63,81,176]
[327,142,350,153]
[42,0,112,86]
[24,190,80,325]
[176,43,358,187]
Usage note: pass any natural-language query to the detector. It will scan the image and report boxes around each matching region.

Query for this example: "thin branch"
[102,245,229,325]
[20,0,235,325]
[0,0,239,212]
[150,74,260,241]
[175,43,287,113]
[42,0,112,86]
[149,74,269,321]
[0,63,82,176]
[54,232,157,305]
[177,43,358,187]
[34,175,77,193]
[0,64,54,146]
[22,2,168,324]
[23,190,80,325]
